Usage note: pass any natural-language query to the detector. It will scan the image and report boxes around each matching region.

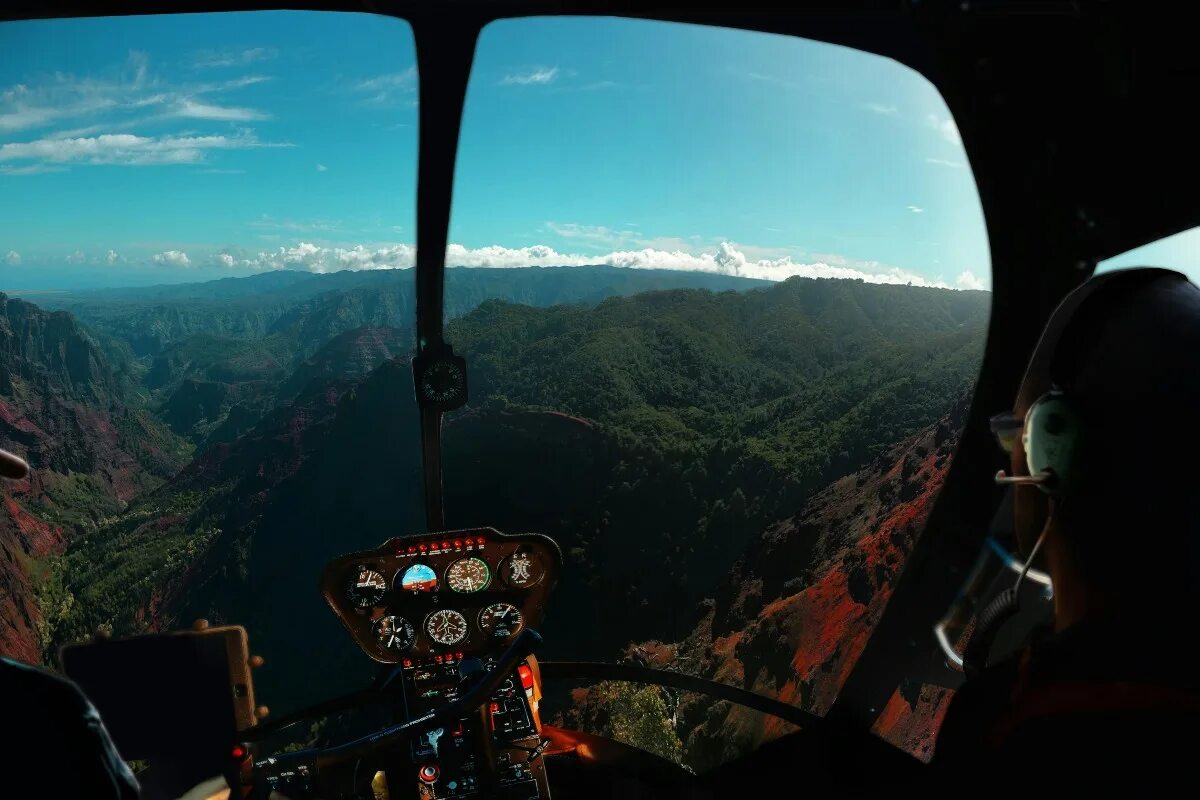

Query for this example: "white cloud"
[955,270,986,290]
[171,98,268,121]
[0,164,67,175]
[0,131,287,168]
[192,47,276,69]
[105,249,120,264]
[742,71,800,89]
[925,157,966,169]
[129,239,983,290]
[0,52,271,139]
[926,113,963,146]
[4,250,20,265]
[545,222,640,248]
[66,249,86,264]
[351,68,417,106]
[500,67,559,86]
[907,206,924,214]
[864,102,899,116]
[437,240,960,288]
[316,163,328,172]
[152,250,191,267]
[247,215,342,233]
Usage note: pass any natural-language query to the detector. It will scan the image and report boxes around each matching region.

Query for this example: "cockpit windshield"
[1,10,423,712]
[1,9,990,778]
[443,17,990,766]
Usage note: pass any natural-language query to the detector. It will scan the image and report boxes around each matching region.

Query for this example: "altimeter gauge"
[446,557,490,593]
[425,609,469,646]
[346,565,388,608]
[373,615,416,652]
[478,603,524,642]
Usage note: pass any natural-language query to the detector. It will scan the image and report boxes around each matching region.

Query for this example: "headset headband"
[1016,267,1188,409]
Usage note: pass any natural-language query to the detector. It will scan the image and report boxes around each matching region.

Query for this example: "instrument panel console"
[321,527,561,663]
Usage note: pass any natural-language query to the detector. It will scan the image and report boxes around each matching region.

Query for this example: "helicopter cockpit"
[2,2,1199,799]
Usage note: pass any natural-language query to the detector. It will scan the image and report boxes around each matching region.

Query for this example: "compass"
[413,349,468,411]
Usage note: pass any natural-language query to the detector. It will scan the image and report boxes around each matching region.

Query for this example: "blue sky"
[1,11,1190,292]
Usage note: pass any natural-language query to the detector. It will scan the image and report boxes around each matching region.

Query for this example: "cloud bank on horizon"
[115,239,983,290]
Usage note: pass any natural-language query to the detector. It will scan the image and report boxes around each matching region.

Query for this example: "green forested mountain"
[31,266,768,357]
[451,277,986,505]
[444,278,987,648]
[21,267,771,448]
[24,275,988,715]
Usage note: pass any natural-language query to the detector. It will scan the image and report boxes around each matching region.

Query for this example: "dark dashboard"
[321,528,561,663]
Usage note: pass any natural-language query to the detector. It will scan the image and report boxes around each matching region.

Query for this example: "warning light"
[402,658,413,668]
[476,536,486,545]
[407,545,417,554]
[454,539,463,548]
[518,664,535,690]
[456,651,465,660]
[418,543,427,552]
[442,540,451,550]
[465,537,475,546]
[435,655,444,663]
[231,745,247,760]
[489,702,500,713]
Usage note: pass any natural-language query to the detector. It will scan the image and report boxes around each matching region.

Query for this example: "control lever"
[247,629,543,779]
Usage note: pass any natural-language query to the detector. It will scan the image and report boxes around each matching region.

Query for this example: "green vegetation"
[6,271,988,729]
[567,681,685,764]
[41,487,228,650]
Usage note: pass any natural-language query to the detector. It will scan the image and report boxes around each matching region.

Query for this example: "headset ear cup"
[1022,392,1081,493]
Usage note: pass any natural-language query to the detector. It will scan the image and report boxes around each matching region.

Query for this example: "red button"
[518,664,535,690]
[419,765,439,783]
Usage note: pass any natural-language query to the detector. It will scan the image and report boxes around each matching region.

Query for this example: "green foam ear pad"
[1022,392,1081,492]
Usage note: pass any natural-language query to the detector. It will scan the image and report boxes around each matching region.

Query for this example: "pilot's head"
[1002,268,1200,624]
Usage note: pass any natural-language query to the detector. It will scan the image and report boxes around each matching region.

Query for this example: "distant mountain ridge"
[26,266,774,446]
[33,266,770,357]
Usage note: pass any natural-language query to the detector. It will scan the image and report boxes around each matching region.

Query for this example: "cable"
[962,523,1052,677]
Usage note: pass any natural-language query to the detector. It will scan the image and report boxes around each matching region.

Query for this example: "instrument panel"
[321,527,561,663]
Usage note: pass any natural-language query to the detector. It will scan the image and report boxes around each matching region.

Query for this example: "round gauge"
[373,615,416,652]
[398,563,438,593]
[346,565,387,608]
[419,360,466,406]
[446,557,490,593]
[499,551,545,589]
[478,603,524,642]
[425,609,469,646]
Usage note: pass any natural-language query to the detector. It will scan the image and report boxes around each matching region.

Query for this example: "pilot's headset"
[961,267,1191,676]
